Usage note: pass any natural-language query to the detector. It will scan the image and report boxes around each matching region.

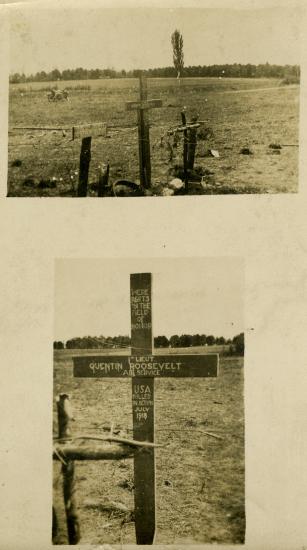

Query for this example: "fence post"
[77,136,92,197]
[187,116,198,170]
[181,110,188,189]
[56,394,80,545]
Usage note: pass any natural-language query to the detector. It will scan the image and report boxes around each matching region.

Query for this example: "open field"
[53,347,244,544]
[8,77,299,196]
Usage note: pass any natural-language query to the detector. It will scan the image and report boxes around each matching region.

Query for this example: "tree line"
[10,63,299,84]
[54,332,244,355]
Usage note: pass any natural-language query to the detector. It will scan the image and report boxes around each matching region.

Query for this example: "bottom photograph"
[53,258,245,545]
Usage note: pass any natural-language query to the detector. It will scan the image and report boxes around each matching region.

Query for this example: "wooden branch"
[167,122,200,135]
[53,442,135,461]
[73,435,163,448]
[200,430,224,440]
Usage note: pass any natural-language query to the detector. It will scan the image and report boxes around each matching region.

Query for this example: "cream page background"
[0,1,307,549]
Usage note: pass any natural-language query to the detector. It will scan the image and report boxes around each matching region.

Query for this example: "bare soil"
[8,77,299,196]
[53,347,244,544]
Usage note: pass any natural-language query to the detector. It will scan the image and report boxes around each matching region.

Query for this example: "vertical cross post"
[130,273,155,544]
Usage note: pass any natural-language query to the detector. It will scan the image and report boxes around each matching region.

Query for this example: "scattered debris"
[240,147,253,155]
[113,180,144,197]
[162,187,175,196]
[38,177,57,189]
[11,159,22,167]
[168,178,184,191]
[164,480,172,487]
[84,499,134,520]
[209,149,220,158]
[197,127,214,140]
[23,177,35,187]
[117,478,135,491]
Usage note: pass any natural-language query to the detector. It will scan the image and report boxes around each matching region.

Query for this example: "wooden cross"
[73,273,219,544]
[126,74,162,189]
[168,111,200,188]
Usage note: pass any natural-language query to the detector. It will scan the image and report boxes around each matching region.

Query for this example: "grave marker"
[73,273,219,544]
[126,75,163,188]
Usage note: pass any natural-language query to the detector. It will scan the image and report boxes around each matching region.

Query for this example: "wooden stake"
[77,136,92,197]
[181,110,189,189]
[56,394,80,545]
[97,163,110,197]
[187,116,198,170]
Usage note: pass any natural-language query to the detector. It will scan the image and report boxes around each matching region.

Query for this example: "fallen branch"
[53,442,135,461]
[72,434,163,448]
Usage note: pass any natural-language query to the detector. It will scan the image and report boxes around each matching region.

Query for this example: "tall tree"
[171,29,184,80]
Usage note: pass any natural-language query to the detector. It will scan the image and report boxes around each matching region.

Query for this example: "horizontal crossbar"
[73,354,218,378]
[126,99,163,111]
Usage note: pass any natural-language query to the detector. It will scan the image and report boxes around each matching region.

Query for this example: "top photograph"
[7,5,301,197]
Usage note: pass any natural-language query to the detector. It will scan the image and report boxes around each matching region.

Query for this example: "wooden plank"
[72,123,107,140]
[73,354,218,378]
[77,136,91,197]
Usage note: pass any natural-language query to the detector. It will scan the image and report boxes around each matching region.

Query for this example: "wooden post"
[187,116,198,170]
[77,136,92,197]
[139,74,151,188]
[56,394,80,545]
[181,110,188,189]
[97,163,110,197]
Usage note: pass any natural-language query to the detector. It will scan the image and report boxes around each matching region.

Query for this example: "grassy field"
[53,347,244,545]
[8,77,299,196]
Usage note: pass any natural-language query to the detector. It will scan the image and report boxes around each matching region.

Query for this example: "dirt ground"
[8,77,299,196]
[53,348,244,545]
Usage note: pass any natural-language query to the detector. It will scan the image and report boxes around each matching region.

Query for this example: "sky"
[9,5,302,75]
[54,257,244,342]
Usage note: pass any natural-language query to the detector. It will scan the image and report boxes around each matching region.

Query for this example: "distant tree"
[53,341,64,349]
[199,334,207,346]
[191,334,201,346]
[232,333,244,355]
[169,334,180,348]
[206,335,216,346]
[171,29,184,80]
[178,334,192,347]
[154,336,169,348]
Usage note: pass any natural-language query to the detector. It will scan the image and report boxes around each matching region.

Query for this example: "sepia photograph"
[7,4,301,197]
[53,257,244,545]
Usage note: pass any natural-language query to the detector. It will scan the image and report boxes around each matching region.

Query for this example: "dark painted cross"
[126,74,162,188]
[73,273,219,544]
